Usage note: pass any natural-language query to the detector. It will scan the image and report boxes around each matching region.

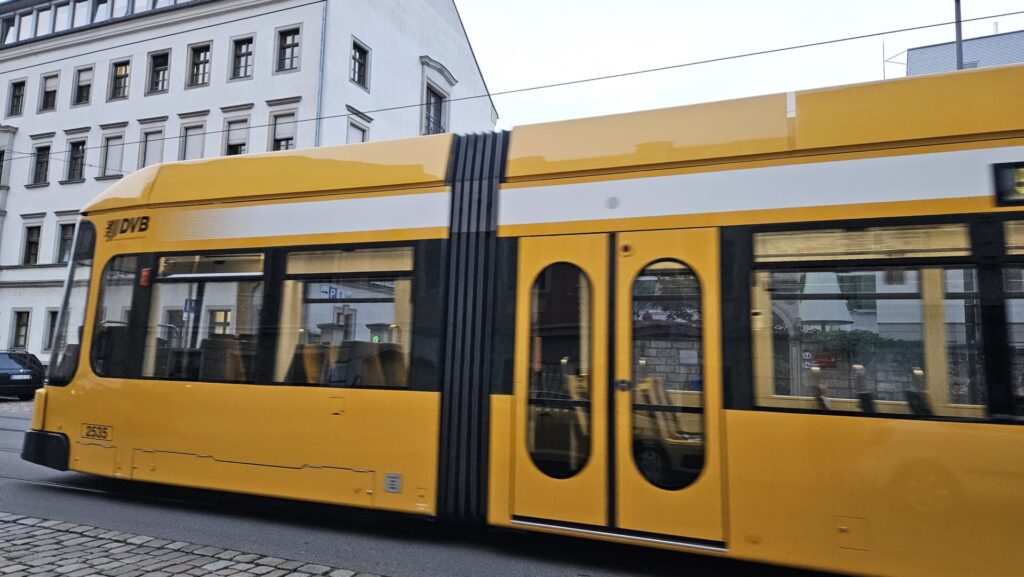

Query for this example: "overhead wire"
[2,8,1024,171]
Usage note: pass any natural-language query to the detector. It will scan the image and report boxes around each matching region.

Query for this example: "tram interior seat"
[197,335,256,383]
[287,341,407,387]
[93,323,132,375]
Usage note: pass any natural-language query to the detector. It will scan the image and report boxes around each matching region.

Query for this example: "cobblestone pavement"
[0,400,33,416]
[0,514,380,577]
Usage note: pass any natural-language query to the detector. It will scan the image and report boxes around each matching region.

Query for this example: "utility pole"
[955,0,964,69]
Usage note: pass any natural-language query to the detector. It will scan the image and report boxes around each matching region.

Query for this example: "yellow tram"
[23,63,1024,577]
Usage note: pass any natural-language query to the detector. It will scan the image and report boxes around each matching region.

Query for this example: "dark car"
[0,351,45,401]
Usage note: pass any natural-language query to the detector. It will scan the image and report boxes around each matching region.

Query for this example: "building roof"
[0,0,221,51]
[907,29,1024,75]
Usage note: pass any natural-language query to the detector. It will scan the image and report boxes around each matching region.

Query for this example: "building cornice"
[138,115,169,125]
[29,132,56,140]
[221,103,255,114]
[54,209,81,217]
[420,55,458,86]
[99,122,130,130]
[345,105,373,124]
[178,110,211,120]
[266,96,302,108]
[0,125,17,135]
[63,126,92,136]
[20,212,46,220]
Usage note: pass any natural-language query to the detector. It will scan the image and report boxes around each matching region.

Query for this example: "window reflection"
[753,266,985,417]
[275,248,414,388]
[527,263,591,479]
[631,261,704,490]
[1006,265,1024,414]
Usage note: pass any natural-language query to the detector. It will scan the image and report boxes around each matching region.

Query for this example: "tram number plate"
[82,424,112,441]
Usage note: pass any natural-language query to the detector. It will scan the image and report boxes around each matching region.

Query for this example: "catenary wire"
[3,8,1024,171]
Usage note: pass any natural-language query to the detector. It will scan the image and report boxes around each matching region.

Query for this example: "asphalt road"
[0,397,821,577]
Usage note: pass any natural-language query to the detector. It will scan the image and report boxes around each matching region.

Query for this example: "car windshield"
[0,353,31,371]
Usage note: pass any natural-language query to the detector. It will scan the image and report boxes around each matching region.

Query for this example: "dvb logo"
[105,216,150,240]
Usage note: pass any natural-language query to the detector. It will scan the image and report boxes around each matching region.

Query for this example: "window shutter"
[104,136,123,175]
[44,76,58,91]
[274,114,296,140]
[183,127,204,160]
[78,68,93,84]
[227,120,248,146]
[143,132,163,167]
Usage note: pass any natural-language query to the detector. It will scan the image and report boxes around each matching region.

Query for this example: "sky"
[455,0,1024,129]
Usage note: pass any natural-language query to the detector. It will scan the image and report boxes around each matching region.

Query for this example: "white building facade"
[0,0,496,364]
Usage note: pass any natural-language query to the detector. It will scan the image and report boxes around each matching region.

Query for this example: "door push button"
[616,379,631,391]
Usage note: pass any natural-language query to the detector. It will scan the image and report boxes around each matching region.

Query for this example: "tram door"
[512,229,724,542]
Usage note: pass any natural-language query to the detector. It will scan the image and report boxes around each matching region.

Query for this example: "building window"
[208,309,232,336]
[35,7,51,37]
[44,310,60,350]
[231,37,253,79]
[23,226,41,265]
[132,0,150,14]
[54,3,70,32]
[17,12,32,41]
[0,149,5,185]
[72,1,89,27]
[148,51,169,93]
[140,130,163,167]
[109,60,130,100]
[31,146,50,184]
[39,74,58,111]
[154,0,172,8]
[101,135,123,176]
[67,140,86,180]
[188,44,211,86]
[1,17,14,44]
[180,125,204,160]
[73,67,92,105]
[56,223,75,264]
[8,81,25,116]
[93,0,109,23]
[276,28,300,71]
[12,311,30,349]
[347,121,367,144]
[350,40,369,88]
[225,119,249,155]
[424,86,445,135]
[111,0,128,18]
[271,113,296,151]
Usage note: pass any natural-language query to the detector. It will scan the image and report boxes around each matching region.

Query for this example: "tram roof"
[85,63,1024,215]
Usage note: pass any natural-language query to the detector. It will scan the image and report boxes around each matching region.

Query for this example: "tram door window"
[91,255,138,377]
[750,225,987,418]
[631,260,704,490]
[274,247,414,388]
[140,253,264,384]
[527,262,592,479]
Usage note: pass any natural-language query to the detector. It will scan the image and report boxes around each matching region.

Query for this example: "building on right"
[906,28,1024,75]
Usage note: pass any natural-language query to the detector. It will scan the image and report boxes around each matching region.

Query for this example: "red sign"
[813,353,837,369]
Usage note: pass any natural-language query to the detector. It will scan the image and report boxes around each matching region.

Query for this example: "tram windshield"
[48,221,95,386]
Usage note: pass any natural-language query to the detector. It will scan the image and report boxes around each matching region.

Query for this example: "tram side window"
[140,253,264,384]
[91,255,138,377]
[274,247,414,388]
[750,225,987,418]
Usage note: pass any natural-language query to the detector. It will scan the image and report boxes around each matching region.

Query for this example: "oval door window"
[528,262,592,479]
[631,260,705,490]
